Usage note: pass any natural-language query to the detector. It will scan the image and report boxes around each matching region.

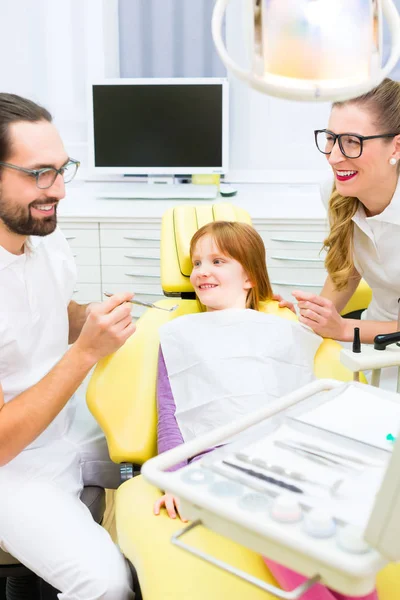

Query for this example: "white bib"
[160,309,322,442]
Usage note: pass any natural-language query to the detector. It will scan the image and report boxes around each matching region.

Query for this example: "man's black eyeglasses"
[314,129,400,159]
[0,158,80,189]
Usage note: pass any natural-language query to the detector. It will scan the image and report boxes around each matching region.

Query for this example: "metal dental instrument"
[286,441,382,467]
[274,440,360,471]
[235,453,343,493]
[104,291,178,312]
[222,461,304,494]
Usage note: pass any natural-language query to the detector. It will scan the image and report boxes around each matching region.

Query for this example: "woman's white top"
[321,178,400,322]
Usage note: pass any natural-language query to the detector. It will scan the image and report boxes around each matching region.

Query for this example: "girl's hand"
[292,290,348,340]
[153,493,188,522]
[272,294,297,315]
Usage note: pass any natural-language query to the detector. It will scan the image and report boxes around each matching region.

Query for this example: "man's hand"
[74,292,136,364]
[153,493,188,522]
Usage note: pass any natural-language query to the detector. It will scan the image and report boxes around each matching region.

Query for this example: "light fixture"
[212,0,400,102]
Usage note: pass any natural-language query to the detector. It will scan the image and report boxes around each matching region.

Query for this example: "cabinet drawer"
[259,230,326,250]
[272,283,323,298]
[100,228,161,248]
[72,284,102,303]
[76,265,101,284]
[71,247,100,266]
[268,267,325,285]
[101,248,161,267]
[268,249,326,268]
[62,229,99,248]
[102,266,161,283]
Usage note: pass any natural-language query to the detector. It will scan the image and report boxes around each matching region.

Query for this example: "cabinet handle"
[123,236,160,242]
[65,236,76,241]
[270,238,322,244]
[73,289,79,293]
[270,255,324,263]
[270,281,322,287]
[124,272,160,279]
[124,254,160,261]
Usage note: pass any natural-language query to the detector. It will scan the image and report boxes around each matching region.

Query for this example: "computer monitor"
[88,78,229,177]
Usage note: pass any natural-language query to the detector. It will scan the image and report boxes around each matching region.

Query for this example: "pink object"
[264,559,379,600]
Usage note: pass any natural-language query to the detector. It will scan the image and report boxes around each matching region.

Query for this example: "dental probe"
[104,291,178,312]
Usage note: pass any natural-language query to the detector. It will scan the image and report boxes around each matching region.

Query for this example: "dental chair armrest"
[340,279,372,318]
[315,338,367,383]
[116,475,279,600]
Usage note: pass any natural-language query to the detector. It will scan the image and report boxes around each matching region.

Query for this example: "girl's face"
[190,234,253,311]
[326,104,399,214]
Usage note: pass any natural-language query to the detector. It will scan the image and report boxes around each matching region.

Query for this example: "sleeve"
[156,348,188,471]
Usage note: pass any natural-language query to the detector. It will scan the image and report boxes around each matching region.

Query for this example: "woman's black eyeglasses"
[314,129,400,159]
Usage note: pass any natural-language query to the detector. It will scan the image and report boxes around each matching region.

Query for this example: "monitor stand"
[96,175,219,200]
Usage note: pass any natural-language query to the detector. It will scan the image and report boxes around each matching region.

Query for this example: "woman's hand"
[291,290,349,340]
[272,294,297,315]
[153,493,188,522]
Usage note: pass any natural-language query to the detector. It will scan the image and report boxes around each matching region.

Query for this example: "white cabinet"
[257,220,328,297]
[99,222,162,319]
[59,222,102,304]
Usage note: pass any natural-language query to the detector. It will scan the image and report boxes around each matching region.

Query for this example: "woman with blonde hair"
[293,78,400,346]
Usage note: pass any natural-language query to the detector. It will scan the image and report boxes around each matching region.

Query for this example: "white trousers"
[0,397,135,600]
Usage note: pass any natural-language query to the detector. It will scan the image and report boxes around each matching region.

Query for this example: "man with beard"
[0,94,135,599]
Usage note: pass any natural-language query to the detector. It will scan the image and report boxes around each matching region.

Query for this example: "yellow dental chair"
[87,203,395,600]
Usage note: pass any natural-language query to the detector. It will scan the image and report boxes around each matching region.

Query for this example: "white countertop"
[58,181,327,222]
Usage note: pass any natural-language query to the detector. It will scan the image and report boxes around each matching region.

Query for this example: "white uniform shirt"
[0,227,77,450]
[321,178,400,322]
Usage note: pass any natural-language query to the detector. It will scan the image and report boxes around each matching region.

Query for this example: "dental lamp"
[212,0,400,102]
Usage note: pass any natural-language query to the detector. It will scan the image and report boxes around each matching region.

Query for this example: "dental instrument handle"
[104,291,154,308]
[274,440,358,470]
[290,440,379,466]
[222,461,304,494]
[104,292,177,312]
[240,455,331,489]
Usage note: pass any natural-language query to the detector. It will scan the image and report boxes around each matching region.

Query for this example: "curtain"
[118,0,226,78]
[0,0,119,167]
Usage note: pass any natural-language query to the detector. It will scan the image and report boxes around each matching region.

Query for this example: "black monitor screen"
[92,84,223,169]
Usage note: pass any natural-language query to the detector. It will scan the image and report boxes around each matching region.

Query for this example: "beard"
[0,195,58,237]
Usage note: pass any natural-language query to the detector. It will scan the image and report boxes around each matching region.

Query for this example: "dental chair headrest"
[161,203,251,296]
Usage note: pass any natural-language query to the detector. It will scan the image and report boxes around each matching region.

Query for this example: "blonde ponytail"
[323,186,358,290]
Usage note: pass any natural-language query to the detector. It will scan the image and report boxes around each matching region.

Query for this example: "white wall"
[0,0,119,170]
